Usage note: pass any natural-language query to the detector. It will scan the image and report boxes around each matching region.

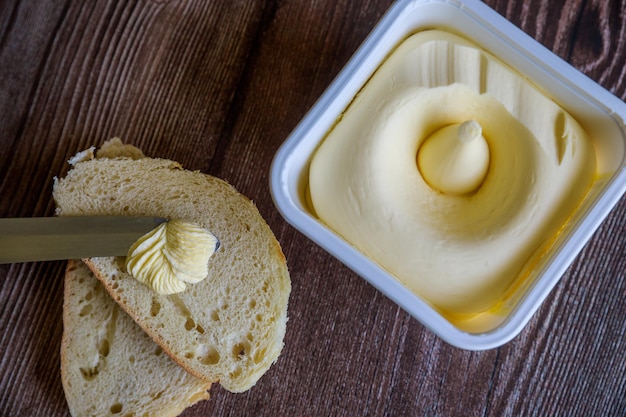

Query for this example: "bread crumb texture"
[54,152,291,392]
[62,260,211,417]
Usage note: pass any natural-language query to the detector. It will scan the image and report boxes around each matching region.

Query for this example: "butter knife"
[0,216,167,263]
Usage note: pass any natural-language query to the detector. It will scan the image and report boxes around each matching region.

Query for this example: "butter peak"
[417,119,490,195]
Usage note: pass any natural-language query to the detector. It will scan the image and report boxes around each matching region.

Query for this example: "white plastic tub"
[270,0,626,350]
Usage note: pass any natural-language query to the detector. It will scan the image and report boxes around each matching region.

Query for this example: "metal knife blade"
[0,216,167,263]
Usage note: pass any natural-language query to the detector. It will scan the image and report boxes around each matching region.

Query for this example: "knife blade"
[0,216,167,263]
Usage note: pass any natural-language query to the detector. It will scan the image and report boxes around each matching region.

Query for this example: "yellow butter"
[417,119,490,195]
[126,220,219,294]
[308,30,596,317]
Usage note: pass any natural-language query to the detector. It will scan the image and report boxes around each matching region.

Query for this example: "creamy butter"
[417,119,490,195]
[126,219,220,294]
[308,30,596,318]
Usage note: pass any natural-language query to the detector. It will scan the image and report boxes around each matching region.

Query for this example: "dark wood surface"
[1,0,625,416]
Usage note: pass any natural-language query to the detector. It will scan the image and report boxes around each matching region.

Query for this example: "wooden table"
[1,1,625,416]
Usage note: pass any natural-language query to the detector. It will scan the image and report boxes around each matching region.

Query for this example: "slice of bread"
[61,259,211,417]
[53,144,291,392]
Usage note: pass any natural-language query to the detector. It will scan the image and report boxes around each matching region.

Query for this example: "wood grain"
[0,0,624,416]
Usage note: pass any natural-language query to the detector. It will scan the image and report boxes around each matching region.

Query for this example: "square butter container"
[270,0,626,350]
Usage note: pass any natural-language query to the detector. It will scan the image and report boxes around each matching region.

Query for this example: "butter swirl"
[126,219,220,294]
[309,30,596,319]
